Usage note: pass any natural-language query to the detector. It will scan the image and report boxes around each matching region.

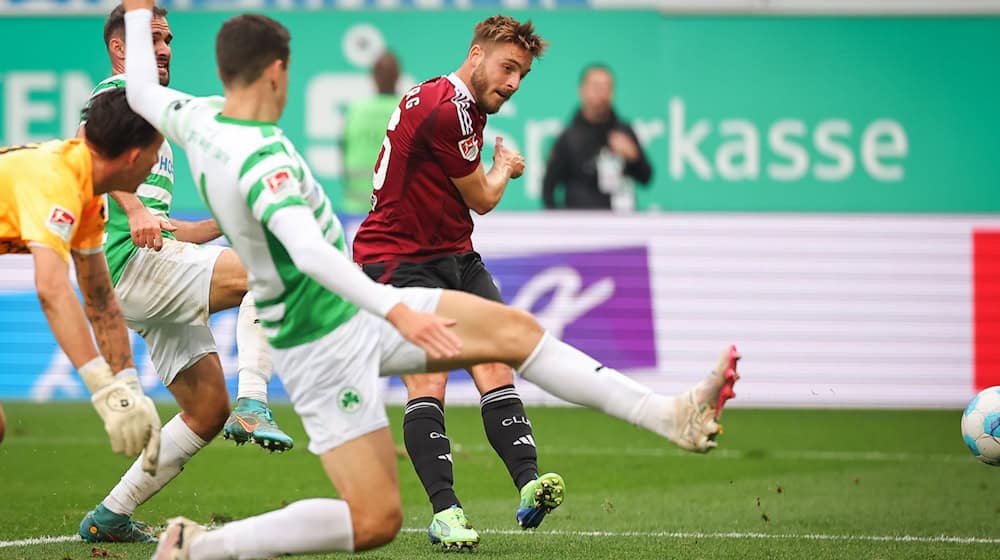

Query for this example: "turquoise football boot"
[223,397,294,452]
[79,503,157,543]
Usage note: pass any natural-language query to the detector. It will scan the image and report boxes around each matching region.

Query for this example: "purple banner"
[485,246,657,370]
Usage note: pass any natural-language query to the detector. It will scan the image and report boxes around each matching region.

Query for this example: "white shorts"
[115,238,226,385]
[273,286,442,455]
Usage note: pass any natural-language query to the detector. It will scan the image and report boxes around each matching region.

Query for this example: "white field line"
[4,530,999,549]
[0,535,79,548]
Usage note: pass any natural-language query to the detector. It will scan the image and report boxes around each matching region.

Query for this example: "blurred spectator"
[542,64,652,211]
[342,51,401,214]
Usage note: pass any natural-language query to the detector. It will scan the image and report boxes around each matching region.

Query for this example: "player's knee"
[0,405,6,446]
[471,362,515,390]
[496,307,544,361]
[352,503,403,551]
[403,373,448,400]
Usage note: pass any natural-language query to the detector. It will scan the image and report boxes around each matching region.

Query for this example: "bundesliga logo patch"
[264,169,292,194]
[45,205,76,242]
[458,136,479,162]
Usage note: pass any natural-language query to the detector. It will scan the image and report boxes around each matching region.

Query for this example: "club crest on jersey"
[45,205,76,242]
[264,169,292,194]
[458,136,479,162]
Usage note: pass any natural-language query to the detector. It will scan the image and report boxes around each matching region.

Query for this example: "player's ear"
[264,59,284,90]
[469,43,485,66]
[109,36,125,59]
[122,146,142,167]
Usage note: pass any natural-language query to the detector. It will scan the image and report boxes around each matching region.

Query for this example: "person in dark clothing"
[542,64,652,210]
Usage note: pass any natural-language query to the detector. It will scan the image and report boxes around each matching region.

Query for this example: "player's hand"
[494,137,525,179]
[607,130,640,162]
[122,0,155,11]
[127,207,176,251]
[386,303,462,360]
[90,369,161,474]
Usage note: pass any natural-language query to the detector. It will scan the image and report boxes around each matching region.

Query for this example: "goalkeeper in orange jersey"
[0,88,163,469]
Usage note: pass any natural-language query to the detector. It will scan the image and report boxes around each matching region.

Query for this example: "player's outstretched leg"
[223,294,294,451]
[428,290,742,453]
[516,472,565,529]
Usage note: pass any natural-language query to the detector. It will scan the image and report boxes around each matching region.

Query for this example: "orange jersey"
[0,139,105,261]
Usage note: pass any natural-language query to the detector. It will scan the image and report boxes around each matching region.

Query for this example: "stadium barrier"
[1,213,997,408]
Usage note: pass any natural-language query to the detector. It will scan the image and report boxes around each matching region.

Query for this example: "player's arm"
[612,127,652,185]
[266,206,461,359]
[72,247,162,472]
[169,217,222,245]
[122,4,193,146]
[246,161,460,358]
[30,245,161,468]
[110,191,177,251]
[450,137,523,215]
[71,249,134,373]
[31,245,105,368]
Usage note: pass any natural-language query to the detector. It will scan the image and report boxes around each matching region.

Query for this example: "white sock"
[518,332,675,437]
[103,414,208,516]
[236,293,271,403]
[190,498,354,559]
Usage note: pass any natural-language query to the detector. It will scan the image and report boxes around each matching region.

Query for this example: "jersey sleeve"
[239,149,310,227]
[70,196,107,255]
[429,102,481,179]
[15,171,80,262]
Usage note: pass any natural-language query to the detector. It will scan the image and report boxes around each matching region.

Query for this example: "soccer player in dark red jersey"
[352,15,555,548]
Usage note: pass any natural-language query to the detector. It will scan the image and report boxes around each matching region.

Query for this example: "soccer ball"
[961,386,1000,465]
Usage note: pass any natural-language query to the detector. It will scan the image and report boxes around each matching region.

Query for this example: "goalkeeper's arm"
[70,249,161,474]
[28,246,160,472]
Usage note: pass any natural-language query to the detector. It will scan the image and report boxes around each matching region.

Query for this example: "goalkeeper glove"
[80,358,161,475]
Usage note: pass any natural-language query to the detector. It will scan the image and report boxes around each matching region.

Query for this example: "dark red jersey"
[352,74,486,264]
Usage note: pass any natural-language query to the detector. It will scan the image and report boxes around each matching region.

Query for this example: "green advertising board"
[0,12,996,212]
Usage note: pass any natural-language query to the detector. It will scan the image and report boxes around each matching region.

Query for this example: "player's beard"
[470,65,502,114]
[158,59,171,86]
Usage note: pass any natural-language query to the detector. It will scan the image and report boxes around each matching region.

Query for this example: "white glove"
[115,369,161,476]
[81,359,161,475]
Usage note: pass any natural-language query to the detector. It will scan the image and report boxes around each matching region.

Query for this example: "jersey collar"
[446,73,475,102]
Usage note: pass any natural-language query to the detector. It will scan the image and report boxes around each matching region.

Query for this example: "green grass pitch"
[0,402,995,559]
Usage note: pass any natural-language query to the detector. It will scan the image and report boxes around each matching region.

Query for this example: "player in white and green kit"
[78,4,293,545]
[122,4,740,558]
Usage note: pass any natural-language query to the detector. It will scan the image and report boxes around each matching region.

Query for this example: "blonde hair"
[472,15,547,58]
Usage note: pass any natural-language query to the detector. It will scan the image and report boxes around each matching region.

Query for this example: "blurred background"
[1,0,998,408]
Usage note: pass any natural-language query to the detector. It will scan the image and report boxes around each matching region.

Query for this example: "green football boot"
[516,472,565,529]
[223,397,294,452]
[427,506,480,550]
[79,503,157,543]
